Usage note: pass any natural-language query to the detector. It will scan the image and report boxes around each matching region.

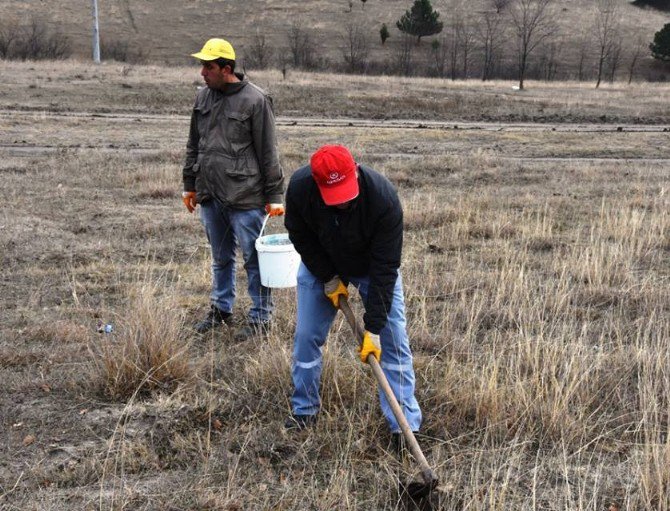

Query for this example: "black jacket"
[284,164,403,334]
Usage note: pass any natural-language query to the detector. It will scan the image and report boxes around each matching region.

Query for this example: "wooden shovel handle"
[339,296,438,487]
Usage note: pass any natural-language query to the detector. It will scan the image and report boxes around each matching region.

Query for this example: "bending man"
[284,144,422,437]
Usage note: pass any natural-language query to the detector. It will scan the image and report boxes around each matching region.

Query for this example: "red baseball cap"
[310,145,359,206]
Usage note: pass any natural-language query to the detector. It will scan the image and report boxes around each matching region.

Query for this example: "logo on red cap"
[327,172,345,184]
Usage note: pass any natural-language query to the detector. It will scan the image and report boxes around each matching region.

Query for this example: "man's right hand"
[359,331,381,364]
[324,276,348,308]
[182,191,197,213]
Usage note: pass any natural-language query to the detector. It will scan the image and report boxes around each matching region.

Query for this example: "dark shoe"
[284,414,318,431]
[195,306,232,334]
[390,431,420,456]
[233,321,270,342]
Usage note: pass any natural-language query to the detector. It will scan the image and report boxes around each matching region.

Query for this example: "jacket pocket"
[223,153,259,179]
[225,110,251,144]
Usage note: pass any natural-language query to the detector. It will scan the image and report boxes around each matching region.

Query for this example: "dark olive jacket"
[284,164,403,334]
[182,75,284,209]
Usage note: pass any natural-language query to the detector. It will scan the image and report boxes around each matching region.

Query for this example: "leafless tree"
[510,0,556,89]
[287,21,315,68]
[342,22,369,73]
[446,21,460,80]
[396,32,414,76]
[477,10,504,81]
[594,0,620,88]
[627,33,647,84]
[445,3,475,79]
[457,15,477,78]
[492,0,510,13]
[431,37,449,77]
[247,31,274,69]
[9,19,71,60]
[0,23,19,58]
[101,37,147,63]
[575,33,591,81]
[537,40,561,80]
[606,36,622,83]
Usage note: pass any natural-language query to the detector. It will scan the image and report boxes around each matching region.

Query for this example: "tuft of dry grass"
[91,270,193,401]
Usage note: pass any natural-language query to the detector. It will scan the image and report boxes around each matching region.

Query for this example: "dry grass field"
[1,59,669,510]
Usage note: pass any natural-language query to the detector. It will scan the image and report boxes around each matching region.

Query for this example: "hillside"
[2,0,670,79]
[2,60,670,123]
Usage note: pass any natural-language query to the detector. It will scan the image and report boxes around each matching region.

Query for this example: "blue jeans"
[199,200,272,323]
[291,263,422,432]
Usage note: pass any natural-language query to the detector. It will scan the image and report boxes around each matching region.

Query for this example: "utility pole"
[91,0,101,63]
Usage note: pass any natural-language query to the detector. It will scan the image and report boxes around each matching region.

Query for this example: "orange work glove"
[323,276,348,308]
[358,331,381,364]
[265,203,285,217]
[182,191,196,213]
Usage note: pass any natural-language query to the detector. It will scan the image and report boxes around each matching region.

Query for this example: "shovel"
[339,296,439,498]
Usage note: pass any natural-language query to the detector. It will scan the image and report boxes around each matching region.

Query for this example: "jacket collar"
[214,73,248,96]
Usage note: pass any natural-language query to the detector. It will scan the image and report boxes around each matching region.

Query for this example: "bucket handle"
[259,213,271,239]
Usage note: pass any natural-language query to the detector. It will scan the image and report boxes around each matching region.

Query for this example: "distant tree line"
[241,0,670,87]
[2,2,670,85]
[239,0,666,87]
[0,17,145,63]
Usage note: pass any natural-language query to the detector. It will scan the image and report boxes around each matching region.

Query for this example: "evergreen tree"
[650,22,670,61]
[632,0,670,12]
[380,23,390,45]
[396,0,443,43]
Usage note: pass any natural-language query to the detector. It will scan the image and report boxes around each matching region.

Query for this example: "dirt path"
[3,143,670,165]
[3,108,668,162]
[1,108,669,133]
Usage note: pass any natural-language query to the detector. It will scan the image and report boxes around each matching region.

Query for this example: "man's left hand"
[182,191,197,213]
[265,203,285,217]
[359,331,381,364]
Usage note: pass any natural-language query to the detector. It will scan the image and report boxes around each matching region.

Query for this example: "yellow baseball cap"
[191,38,236,61]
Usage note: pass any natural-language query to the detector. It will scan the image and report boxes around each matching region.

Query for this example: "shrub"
[101,37,147,63]
[245,31,274,69]
[0,24,19,58]
[7,19,71,60]
[286,21,317,68]
[380,23,390,45]
[92,281,192,401]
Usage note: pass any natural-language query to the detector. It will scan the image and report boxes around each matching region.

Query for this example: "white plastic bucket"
[255,215,301,288]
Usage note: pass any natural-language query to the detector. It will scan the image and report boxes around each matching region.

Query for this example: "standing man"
[182,38,285,337]
[284,144,422,438]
